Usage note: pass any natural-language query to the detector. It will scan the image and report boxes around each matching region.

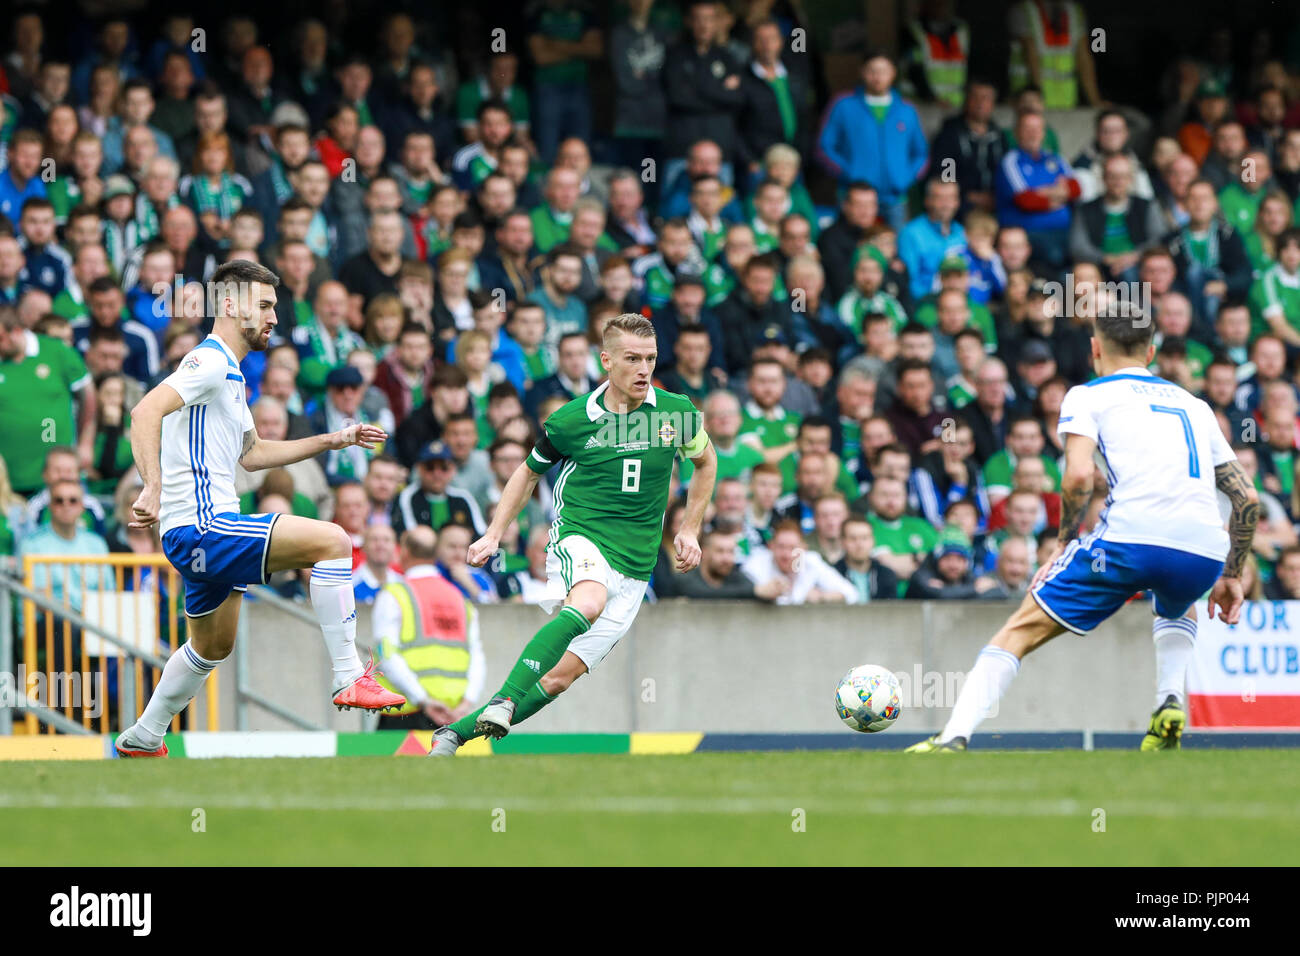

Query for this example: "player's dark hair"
[1091,298,1154,355]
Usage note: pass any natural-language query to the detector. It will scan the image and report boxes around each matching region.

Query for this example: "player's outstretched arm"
[239,422,388,471]
[1208,459,1261,624]
[675,440,717,572]
[127,383,186,528]
[467,462,542,567]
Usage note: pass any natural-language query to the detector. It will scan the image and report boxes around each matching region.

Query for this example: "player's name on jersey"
[589,409,701,451]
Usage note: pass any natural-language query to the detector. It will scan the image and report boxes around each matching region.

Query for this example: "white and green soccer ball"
[835,665,903,733]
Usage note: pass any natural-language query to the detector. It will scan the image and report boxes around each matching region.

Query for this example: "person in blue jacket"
[817,52,929,232]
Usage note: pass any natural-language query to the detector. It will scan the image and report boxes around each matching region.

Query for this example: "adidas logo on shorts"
[524,658,541,672]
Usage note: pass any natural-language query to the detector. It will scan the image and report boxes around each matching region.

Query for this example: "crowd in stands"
[5,0,1300,617]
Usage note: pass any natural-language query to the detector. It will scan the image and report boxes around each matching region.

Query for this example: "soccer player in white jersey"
[909,306,1259,753]
[115,260,404,757]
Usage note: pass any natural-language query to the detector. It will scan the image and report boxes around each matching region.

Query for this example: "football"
[835,665,903,733]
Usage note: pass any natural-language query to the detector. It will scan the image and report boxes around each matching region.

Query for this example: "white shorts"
[540,534,648,672]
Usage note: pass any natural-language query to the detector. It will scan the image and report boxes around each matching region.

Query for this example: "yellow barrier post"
[19,554,219,734]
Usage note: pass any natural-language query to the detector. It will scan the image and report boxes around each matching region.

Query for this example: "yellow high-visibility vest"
[1008,0,1082,109]
[378,576,471,716]
[909,20,969,110]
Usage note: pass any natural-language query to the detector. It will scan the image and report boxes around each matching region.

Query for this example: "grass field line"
[0,791,1288,819]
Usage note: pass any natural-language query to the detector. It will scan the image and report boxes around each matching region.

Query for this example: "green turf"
[1,751,1297,865]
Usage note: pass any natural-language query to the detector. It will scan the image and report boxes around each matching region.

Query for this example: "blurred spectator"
[1069,154,1167,282]
[996,111,1080,271]
[832,515,899,603]
[664,1,744,168]
[526,0,603,164]
[0,307,96,496]
[677,529,786,601]
[236,396,332,519]
[905,526,980,599]
[608,0,669,171]
[975,536,1032,600]
[373,525,483,729]
[818,52,927,230]
[863,475,938,586]
[740,520,858,604]
[19,477,113,612]
[436,519,497,603]
[392,440,485,537]
[353,523,400,605]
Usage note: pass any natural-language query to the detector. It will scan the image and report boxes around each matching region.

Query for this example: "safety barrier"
[10,554,217,734]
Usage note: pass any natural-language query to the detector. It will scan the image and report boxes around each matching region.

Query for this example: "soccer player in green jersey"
[428,313,718,754]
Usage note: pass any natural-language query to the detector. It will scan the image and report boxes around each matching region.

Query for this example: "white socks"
[939,645,1021,744]
[1153,615,1196,708]
[310,557,365,691]
[133,642,221,747]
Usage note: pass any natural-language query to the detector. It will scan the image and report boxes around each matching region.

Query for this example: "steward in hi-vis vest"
[373,527,484,731]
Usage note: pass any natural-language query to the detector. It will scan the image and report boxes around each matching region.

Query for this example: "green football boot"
[1140,695,1186,751]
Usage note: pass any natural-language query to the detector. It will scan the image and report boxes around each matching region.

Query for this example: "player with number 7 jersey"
[429,314,718,756]
[908,306,1259,754]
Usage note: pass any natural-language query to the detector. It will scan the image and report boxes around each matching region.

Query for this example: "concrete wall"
[228,598,1159,735]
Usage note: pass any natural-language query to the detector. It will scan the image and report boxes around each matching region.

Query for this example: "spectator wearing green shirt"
[1151,291,1212,382]
[530,166,582,253]
[456,52,532,148]
[1248,227,1300,345]
[527,0,603,163]
[291,279,364,401]
[1243,191,1294,275]
[47,130,105,225]
[739,356,801,455]
[700,390,765,483]
[982,416,1062,504]
[777,416,860,500]
[51,242,111,322]
[0,307,96,497]
[1219,150,1272,236]
[450,100,514,192]
[863,475,938,591]
[912,256,997,347]
[837,244,908,335]
[631,218,702,310]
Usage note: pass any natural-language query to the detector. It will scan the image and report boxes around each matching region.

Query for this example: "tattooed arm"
[1214,460,1260,578]
[1029,433,1096,590]
[1208,459,1260,625]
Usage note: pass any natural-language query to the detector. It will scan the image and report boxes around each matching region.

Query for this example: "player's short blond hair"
[602,313,656,350]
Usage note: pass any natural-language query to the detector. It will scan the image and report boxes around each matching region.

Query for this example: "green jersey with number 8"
[525,382,710,580]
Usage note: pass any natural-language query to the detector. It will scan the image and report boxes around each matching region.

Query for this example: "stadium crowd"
[4,0,1300,620]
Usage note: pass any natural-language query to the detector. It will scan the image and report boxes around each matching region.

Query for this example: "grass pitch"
[1,751,1296,865]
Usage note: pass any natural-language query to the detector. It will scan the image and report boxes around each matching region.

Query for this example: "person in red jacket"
[373,322,435,427]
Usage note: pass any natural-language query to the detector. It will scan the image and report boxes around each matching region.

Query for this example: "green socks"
[446,606,588,740]
[498,604,589,701]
